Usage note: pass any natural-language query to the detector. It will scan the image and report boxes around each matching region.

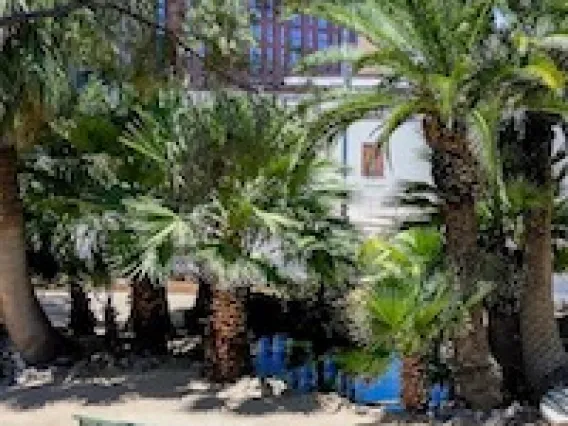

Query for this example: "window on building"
[266,24,274,43]
[264,0,273,18]
[291,14,302,27]
[361,143,384,178]
[318,18,327,30]
[305,30,313,49]
[252,24,261,41]
[250,47,262,73]
[289,51,301,69]
[266,47,274,71]
[318,31,328,48]
[329,31,336,46]
[290,27,302,49]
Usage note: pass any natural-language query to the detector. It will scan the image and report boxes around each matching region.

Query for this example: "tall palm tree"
[288,0,565,407]
[0,22,82,362]
[491,0,568,395]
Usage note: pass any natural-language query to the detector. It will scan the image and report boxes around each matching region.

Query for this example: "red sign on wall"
[362,143,384,178]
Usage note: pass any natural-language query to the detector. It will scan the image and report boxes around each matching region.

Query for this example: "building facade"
[163,0,358,89]
[247,0,357,88]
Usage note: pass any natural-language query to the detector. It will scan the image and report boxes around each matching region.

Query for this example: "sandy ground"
[0,368,385,426]
[0,290,388,426]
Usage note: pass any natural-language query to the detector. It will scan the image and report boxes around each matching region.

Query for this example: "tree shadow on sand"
[0,367,324,417]
[185,391,322,415]
[0,366,202,410]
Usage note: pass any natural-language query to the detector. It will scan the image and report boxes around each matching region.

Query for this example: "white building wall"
[337,117,431,234]
[280,77,432,235]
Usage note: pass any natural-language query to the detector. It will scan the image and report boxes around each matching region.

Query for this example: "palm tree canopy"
[60,89,359,289]
[356,228,490,359]
[289,0,566,165]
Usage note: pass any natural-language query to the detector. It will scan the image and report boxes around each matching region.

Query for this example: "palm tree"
[494,0,568,395]
[353,228,487,411]
[288,0,566,407]
[0,0,170,362]
[111,91,353,381]
[394,135,568,399]
[0,22,81,362]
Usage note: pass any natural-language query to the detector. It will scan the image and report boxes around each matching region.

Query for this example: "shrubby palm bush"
[0,0,259,362]
[94,90,359,381]
[338,228,491,411]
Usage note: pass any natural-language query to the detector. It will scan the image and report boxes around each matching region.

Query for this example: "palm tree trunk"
[519,113,567,396]
[402,355,426,412]
[0,144,61,363]
[443,199,502,408]
[204,287,248,382]
[130,277,171,355]
[423,117,502,408]
[488,297,526,400]
[521,205,567,394]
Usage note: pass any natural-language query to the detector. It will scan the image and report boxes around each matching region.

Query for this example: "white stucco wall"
[281,78,432,235]
[335,117,431,234]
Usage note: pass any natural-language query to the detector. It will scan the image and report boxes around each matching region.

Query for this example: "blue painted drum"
[251,338,444,413]
[271,334,288,376]
[352,356,402,407]
[253,336,272,377]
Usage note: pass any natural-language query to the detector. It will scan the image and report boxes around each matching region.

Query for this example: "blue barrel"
[428,382,450,411]
[335,371,345,395]
[254,337,271,377]
[347,375,356,400]
[272,334,288,354]
[429,383,442,411]
[352,356,401,406]
[310,362,318,389]
[296,364,312,392]
[271,334,288,376]
[285,370,296,391]
[323,356,337,386]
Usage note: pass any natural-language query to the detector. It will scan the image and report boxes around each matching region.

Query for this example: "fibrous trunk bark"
[204,287,248,382]
[0,145,62,363]
[423,117,502,409]
[69,282,96,337]
[519,113,567,396]
[130,277,172,355]
[402,355,427,412]
[521,207,567,395]
[488,296,526,401]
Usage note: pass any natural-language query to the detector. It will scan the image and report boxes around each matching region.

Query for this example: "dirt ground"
[0,367,386,426]
[2,288,387,425]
